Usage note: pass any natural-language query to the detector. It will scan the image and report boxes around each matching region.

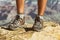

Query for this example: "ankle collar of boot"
[39,16,44,19]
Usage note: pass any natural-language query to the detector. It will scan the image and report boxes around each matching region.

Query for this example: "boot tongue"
[19,14,25,19]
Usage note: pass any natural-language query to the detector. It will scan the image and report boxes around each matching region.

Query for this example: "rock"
[0,22,60,40]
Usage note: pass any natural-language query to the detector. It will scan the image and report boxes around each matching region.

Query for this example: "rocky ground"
[0,21,60,40]
[0,0,60,40]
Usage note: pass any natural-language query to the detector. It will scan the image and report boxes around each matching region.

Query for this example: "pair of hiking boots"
[4,14,44,32]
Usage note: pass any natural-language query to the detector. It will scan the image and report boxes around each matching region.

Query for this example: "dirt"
[0,22,60,40]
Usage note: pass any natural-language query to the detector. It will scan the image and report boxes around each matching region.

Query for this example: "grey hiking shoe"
[7,14,25,30]
[32,15,44,32]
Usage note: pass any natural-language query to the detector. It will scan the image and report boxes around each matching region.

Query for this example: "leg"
[38,0,47,16]
[33,0,47,32]
[16,0,24,14]
[16,0,25,25]
[7,0,25,30]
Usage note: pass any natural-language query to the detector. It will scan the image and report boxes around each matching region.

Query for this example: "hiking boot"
[7,14,25,30]
[32,15,44,32]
